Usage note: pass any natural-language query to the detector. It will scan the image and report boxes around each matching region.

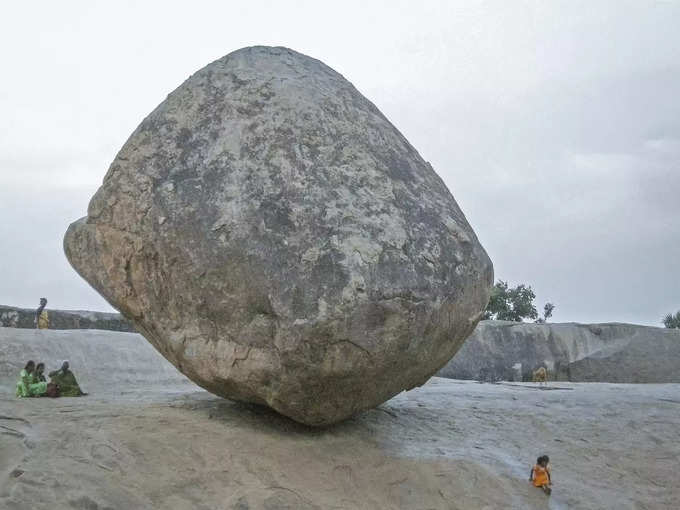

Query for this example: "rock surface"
[0,304,134,332]
[0,327,190,393]
[63,46,493,425]
[2,330,678,510]
[437,320,680,383]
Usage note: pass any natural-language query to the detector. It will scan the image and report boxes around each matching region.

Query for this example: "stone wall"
[0,305,135,332]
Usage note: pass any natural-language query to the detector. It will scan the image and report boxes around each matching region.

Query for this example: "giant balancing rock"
[64,46,493,425]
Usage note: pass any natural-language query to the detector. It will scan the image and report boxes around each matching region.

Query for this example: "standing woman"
[35,298,49,329]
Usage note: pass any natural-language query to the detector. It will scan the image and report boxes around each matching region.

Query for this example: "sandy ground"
[1,377,678,510]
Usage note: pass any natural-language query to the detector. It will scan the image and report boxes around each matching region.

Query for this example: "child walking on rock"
[530,455,552,495]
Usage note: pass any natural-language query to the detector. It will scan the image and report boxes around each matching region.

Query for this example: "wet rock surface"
[64,46,492,425]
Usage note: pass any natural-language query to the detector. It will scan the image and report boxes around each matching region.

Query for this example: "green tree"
[483,280,538,322]
[535,302,556,323]
[662,311,680,329]
[543,302,555,321]
[483,281,511,320]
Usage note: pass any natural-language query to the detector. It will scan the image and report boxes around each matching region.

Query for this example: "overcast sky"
[1,1,678,325]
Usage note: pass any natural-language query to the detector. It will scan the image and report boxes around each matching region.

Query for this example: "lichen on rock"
[64,46,493,425]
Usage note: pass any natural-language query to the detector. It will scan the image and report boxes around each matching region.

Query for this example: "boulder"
[64,46,493,425]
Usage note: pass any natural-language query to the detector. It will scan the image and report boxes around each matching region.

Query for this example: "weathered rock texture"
[64,46,493,425]
[0,305,134,332]
[437,320,680,383]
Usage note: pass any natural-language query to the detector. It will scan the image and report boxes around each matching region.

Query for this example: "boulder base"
[64,46,493,425]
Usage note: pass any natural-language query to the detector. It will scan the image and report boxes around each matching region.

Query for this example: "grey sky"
[1,1,678,325]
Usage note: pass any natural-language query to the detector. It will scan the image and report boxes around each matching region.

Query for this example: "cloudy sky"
[1,1,678,325]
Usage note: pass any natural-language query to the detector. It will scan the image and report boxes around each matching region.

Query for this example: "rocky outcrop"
[437,320,680,383]
[63,46,493,425]
[0,305,134,332]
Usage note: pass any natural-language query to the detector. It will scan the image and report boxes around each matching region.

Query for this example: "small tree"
[483,281,511,320]
[483,280,538,322]
[662,311,680,329]
[536,302,556,323]
[543,302,555,321]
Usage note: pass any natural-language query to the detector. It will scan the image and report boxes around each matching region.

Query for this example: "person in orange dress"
[530,455,552,494]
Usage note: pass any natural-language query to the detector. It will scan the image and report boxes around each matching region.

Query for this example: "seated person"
[16,360,48,397]
[34,362,47,382]
[48,361,85,397]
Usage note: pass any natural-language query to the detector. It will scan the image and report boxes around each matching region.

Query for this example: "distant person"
[35,298,49,329]
[532,366,548,386]
[529,455,552,495]
[48,361,85,397]
[15,360,48,397]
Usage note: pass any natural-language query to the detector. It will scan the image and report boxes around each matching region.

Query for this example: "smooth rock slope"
[0,328,191,394]
[63,46,493,425]
[2,330,678,509]
[438,320,680,383]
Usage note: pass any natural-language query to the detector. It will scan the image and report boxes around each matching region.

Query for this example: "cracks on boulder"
[352,248,369,265]
[422,254,436,266]
[123,257,135,296]
[330,339,372,359]
[376,290,426,305]
[232,347,252,367]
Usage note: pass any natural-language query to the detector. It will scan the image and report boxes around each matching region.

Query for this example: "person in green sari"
[34,362,47,383]
[48,361,85,397]
[16,360,48,397]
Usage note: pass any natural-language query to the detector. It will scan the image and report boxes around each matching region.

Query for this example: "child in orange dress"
[530,455,552,495]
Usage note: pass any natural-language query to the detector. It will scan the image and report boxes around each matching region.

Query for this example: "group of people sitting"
[16,360,85,398]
